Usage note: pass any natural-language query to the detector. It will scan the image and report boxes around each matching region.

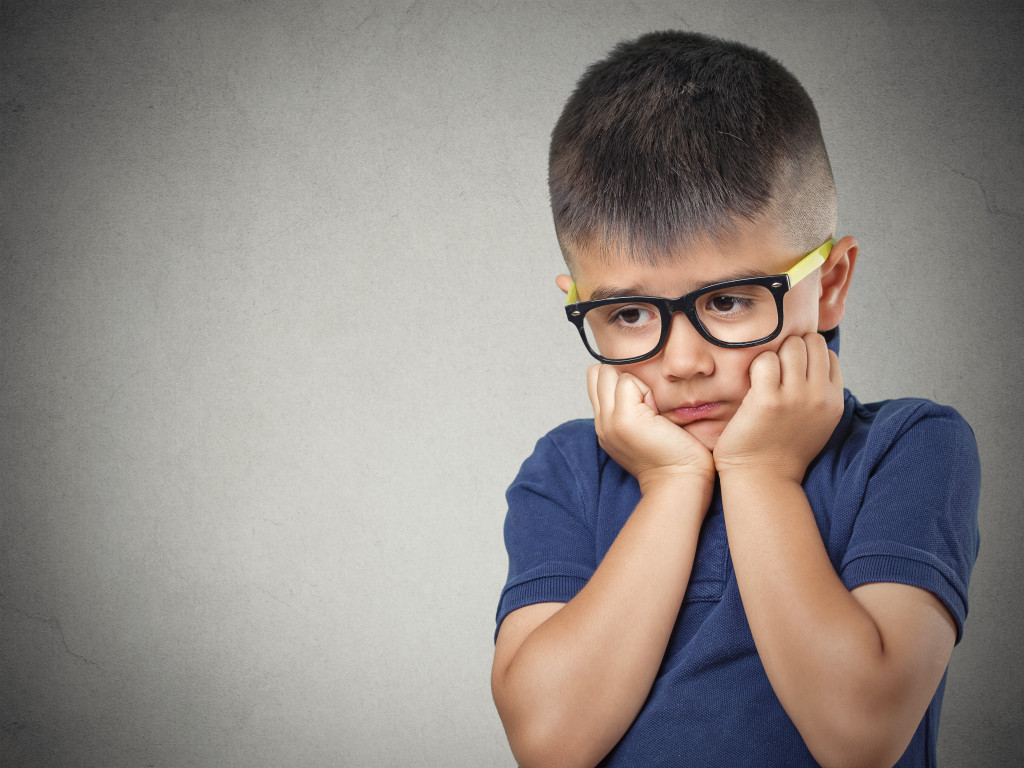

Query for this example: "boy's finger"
[595,364,621,414]
[748,350,781,390]
[828,349,843,389]
[615,371,654,411]
[643,388,659,413]
[776,335,809,384]
[803,333,830,388]
[586,364,602,419]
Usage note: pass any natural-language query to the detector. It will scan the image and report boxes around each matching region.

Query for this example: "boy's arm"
[492,365,715,768]
[721,473,955,768]
[714,334,957,768]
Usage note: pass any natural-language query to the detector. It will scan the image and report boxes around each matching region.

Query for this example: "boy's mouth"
[668,402,723,424]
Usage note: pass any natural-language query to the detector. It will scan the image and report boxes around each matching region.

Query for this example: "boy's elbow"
[805,736,902,768]
[807,740,906,768]
[799,705,915,768]
[492,656,612,768]
[497,698,602,768]
[506,727,578,768]
[493,681,600,768]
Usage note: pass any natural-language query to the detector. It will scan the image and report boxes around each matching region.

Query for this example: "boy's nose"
[659,313,716,379]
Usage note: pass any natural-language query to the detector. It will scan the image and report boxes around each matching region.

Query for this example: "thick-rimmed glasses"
[564,239,834,364]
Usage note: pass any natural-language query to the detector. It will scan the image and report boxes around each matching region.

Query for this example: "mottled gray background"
[2,1,1021,766]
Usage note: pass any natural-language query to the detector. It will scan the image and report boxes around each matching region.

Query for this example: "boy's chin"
[682,420,725,452]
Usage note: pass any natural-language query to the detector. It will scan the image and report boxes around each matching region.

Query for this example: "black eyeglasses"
[564,240,833,364]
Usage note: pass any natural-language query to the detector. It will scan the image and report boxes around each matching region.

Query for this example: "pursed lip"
[665,401,723,424]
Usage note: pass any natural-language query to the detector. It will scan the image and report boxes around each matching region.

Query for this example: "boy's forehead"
[569,235,789,295]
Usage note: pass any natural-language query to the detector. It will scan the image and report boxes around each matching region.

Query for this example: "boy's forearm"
[719,470,942,768]
[493,477,709,768]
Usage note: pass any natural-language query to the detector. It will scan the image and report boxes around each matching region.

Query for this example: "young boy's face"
[566,222,830,452]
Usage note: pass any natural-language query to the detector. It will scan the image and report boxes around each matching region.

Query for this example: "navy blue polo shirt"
[496,344,980,766]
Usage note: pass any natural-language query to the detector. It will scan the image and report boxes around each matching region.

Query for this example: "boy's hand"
[713,333,844,483]
[588,364,715,493]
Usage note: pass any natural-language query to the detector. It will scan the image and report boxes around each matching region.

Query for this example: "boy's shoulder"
[515,417,603,487]
[524,417,601,464]
[814,392,980,519]
[849,393,969,424]
[837,392,977,459]
[543,416,598,444]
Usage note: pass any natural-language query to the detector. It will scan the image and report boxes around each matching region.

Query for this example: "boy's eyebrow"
[587,269,766,301]
[588,284,652,301]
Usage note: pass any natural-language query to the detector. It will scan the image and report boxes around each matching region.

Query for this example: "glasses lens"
[582,301,663,361]
[695,284,780,344]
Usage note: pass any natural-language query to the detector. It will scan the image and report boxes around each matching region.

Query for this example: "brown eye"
[701,290,760,318]
[609,305,657,327]
[710,296,739,313]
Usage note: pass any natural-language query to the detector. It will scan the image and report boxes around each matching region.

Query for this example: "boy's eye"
[700,288,765,318]
[609,304,658,326]
[708,295,747,313]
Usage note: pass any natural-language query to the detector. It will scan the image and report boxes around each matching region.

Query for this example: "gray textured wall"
[2,1,1021,765]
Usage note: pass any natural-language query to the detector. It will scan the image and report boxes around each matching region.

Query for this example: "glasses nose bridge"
[655,299,716,374]
[661,294,702,336]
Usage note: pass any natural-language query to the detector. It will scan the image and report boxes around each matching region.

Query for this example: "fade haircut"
[549,31,838,268]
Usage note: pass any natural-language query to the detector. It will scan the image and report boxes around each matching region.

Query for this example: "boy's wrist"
[636,464,715,502]
[716,464,806,492]
[714,445,814,487]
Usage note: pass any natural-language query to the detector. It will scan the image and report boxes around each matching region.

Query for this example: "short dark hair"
[549,31,837,267]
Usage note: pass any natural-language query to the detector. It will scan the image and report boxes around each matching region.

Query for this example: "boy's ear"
[555,274,574,295]
[818,235,858,331]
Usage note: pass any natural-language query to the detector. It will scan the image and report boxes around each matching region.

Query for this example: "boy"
[491,32,980,768]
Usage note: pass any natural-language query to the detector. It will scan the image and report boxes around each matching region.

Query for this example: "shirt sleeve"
[839,402,981,642]
[495,422,599,637]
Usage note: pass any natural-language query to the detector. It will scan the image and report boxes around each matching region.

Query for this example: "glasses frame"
[564,239,835,364]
